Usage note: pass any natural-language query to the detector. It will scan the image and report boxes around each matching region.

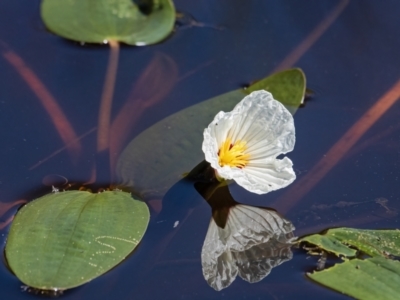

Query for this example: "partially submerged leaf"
[300,228,400,257]
[308,257,400,300]
[117,69,306,200]
[301,227,400,299]
[41,0,175,45]
[301,233,357,257]
[5,190,149,290]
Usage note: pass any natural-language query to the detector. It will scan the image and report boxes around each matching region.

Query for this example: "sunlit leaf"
[5,190,149,290]
[300,228,400,257]
[246,68,306,105]
[117,69,306,200]
[41,0,175,45]
[308,257,400,300]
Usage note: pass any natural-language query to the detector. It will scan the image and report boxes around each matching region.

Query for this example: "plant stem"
[97,40,119,152]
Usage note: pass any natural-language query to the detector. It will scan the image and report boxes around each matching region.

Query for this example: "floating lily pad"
[116,69,306,200]
[308,257,400,300]
[5,190,149,290]
[41,0,175,45]
[300,228,400,257]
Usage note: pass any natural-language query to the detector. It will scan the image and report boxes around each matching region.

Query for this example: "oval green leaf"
[5,190,149,290]
[117,69,306,200]
[41,0,175,45]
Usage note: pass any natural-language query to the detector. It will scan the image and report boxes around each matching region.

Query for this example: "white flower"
[202,90,296,194]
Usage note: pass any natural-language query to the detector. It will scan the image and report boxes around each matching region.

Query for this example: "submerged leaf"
[41,0,175,45]
[308,257,400,300]
[117,69,306,200]
[5,190,149,290]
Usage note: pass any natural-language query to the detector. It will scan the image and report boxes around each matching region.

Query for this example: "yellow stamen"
[218,138,250,168]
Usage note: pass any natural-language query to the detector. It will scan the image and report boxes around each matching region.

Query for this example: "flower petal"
[231,90,295,155]
[238,157,296,194]
[203,113,235,172]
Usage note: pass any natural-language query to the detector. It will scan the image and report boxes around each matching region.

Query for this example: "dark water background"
[1,0,400,299]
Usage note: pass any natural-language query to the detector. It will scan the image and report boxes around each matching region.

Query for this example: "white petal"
[232,91,295,155]
[203,113,235,172]
[238,157,296,194]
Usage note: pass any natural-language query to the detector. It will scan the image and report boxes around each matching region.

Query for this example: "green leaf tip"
[300,227,400,258]
[245,68,306,107]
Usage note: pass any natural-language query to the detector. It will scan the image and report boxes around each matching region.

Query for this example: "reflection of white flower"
[202,90,296,194]
[201,205,295,291]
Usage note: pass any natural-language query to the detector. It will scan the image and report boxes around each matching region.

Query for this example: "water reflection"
[195,179,295,291]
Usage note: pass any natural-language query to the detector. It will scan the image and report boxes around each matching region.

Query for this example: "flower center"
[218,138,250,168]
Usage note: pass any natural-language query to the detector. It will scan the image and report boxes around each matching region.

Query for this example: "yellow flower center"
[218,138,250,168]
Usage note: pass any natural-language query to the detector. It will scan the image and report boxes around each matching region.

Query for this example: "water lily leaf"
[308,257,400,300]
[41,0,175,45]
[5,190,149,290]
[246,68,306,105]
[117,69,306,200]
[300,228,400,258]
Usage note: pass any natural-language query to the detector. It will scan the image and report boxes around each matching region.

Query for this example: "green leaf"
[245,68,306,106]
[41,0,175,45]
[301,228,400,299]
[300,228,400,258]
[5,190,149,290]
[300,233,357,257]
[308,257,400,300]
[116,69,306,200]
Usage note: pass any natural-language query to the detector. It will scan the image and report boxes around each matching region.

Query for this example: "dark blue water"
[1,0,400,298]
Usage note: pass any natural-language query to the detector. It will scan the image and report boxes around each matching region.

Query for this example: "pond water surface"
[1,0,400,299]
